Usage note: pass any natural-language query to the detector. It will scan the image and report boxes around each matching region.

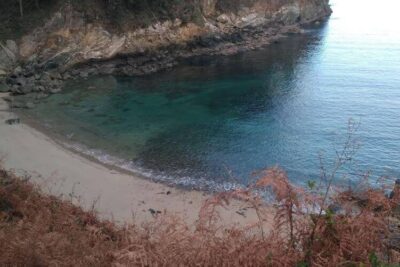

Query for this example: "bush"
[1,164,399,266]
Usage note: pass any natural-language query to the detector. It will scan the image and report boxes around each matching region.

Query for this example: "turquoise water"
[27,0,400,190]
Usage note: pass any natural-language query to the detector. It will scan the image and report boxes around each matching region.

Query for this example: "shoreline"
[0,93,270,226]
[16,110,244,193]
[2,9,332,106]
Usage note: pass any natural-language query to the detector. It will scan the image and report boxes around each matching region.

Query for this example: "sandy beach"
[0,93,269,226]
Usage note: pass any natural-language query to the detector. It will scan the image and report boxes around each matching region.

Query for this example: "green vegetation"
[0,0,58,40]
[0,0,264,40]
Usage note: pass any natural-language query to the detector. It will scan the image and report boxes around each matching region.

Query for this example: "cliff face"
[8,0,330,64]
[0,0,331,96]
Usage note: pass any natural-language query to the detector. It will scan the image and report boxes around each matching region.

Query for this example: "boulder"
[217,14,231,24]
[0,69,7,76]
[6,40,18,56]
[15,77,27,87]
[173,18,182,28]
[13,66,23,75]
[276,4,301,25]
[239,13,268,28]
[0,46,16,71]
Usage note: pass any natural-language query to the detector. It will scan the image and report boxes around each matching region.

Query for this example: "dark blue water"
[27,0,400,190]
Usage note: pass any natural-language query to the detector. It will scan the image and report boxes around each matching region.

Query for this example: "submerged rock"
[0,82,9,93]
[25,101,36,109]
[5,118,20,125]
[10,98,36,109]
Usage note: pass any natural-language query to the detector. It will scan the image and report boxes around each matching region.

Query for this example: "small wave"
[62,142,244,192]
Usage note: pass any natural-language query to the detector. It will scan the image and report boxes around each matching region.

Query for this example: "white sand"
[0,93,271,227]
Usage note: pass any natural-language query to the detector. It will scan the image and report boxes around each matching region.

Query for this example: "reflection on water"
[26,0,400,190]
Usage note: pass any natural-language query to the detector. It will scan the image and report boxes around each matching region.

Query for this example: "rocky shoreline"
[0,0,331,109]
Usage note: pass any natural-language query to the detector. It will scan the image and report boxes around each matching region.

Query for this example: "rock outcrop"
[1,0,331,101]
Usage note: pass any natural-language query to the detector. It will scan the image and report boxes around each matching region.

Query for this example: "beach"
[0,93,268,226]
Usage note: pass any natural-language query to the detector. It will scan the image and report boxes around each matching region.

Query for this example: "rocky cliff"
[0,0,331,99]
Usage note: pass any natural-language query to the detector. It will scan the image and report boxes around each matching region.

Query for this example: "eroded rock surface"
[2,0,332,103]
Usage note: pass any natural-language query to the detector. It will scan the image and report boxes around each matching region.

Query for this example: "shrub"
[1,165,399,266]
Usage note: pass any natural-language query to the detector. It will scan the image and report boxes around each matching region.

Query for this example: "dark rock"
[2,96,12,102]
[0,82,10,92]
[36,85,45,92]
[70,69,80,76]
[388,217,400,250]
[11,85,22,94]
[10,100,35,109]
[13,66,22,76]
[62,72,71,80]
[10,101,25,108]
[41,73,52,84]
[21,86,34,94]
[98,65,115,75]
[50,72,62,80]
[5,118,20,125]
[236,211,246,217]
[229,32,244,43]
[389,233,400,250]
[148,208,156,215]
[197,35,217,47]
[148,208,162,215]
[15,77,26,87]
[88,68,99,76]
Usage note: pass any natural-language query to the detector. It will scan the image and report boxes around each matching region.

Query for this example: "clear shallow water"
[26,0,400,190]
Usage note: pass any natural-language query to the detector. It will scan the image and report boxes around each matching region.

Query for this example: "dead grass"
[1,166,399,266]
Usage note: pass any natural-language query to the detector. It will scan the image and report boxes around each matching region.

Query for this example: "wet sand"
[0,93,272,227]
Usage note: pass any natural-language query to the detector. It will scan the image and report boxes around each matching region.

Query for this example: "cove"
[24,0,400,190]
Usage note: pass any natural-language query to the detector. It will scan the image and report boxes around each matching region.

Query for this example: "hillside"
[1,166,400,265]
